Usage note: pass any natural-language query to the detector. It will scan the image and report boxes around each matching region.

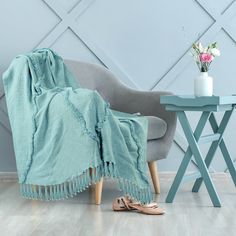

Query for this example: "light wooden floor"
[0,173,235,236]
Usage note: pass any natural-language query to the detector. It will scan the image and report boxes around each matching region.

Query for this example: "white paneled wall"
[0,0,236,172]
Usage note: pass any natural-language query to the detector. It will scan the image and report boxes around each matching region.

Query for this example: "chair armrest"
[110,87,177,155]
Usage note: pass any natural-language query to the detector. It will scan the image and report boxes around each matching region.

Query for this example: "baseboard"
[0,171,229,182]
[0,172,18,182]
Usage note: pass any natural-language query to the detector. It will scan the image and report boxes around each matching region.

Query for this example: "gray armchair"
[65,60,177,204]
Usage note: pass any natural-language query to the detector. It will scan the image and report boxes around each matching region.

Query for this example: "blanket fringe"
[20,162,152,204]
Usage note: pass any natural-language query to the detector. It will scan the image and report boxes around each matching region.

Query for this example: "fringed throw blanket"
[2,49,152,203]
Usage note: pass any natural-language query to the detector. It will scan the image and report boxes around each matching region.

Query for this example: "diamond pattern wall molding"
[1,0,236,172]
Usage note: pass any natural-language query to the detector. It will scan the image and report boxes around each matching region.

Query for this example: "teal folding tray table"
[160,95,236,207]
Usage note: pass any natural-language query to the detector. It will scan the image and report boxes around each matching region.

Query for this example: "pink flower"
[199,53,213,63]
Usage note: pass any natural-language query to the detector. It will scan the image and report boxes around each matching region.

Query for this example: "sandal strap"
[117,197,132,210]
[128,201,159,208]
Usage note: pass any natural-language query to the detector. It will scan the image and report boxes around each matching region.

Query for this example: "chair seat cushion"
[146,116,167,140]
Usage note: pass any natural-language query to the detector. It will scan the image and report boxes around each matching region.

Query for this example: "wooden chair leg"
[95,177,103,205]
[148,161,161,194]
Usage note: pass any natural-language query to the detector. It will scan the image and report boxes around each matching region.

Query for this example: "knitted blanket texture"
[2,49,152,203]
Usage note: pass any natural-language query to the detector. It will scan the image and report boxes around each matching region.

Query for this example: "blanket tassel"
[19,162,152,204]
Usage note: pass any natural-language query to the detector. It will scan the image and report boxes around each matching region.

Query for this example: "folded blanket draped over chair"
[2,49,152,203]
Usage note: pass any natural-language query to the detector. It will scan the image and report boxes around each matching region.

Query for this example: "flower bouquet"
[191,42,220,96]
[192,42,220,72]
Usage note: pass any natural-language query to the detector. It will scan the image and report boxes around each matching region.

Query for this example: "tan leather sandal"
[128,201,165,215]
[112,196,165,215]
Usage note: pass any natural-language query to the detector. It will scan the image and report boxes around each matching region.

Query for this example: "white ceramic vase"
[194,72,213,97]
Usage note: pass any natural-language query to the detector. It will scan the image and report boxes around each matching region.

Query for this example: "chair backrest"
[64,60,125,106]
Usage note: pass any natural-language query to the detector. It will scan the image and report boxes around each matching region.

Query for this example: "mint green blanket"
[2,49,152,203]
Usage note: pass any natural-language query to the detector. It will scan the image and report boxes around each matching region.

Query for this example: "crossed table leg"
[166,108,236,207]
[192,111,236,192]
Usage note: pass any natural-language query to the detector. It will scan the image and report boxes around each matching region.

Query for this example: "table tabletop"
[160,95,236,112]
